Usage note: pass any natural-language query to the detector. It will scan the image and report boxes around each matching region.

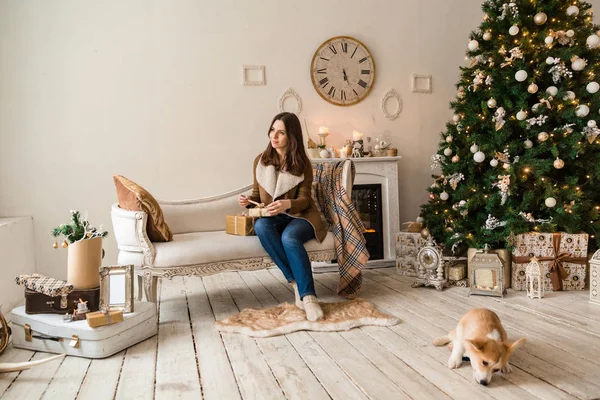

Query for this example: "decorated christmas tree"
[421,0,600,252]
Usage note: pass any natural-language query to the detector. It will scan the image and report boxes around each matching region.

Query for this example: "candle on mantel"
[340,146,348,158]
[353,130,363,141]
[319,126,329,134]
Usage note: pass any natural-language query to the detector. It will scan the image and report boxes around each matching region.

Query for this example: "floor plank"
[155,276,202,399]
[1,351,63,399]
[202,274,284,400]
[0,346,35,397]
[76,351,124,400]
[114,335,157,400]
[222,272,331,400]
[41,355,90,400]
[186,276,241,400]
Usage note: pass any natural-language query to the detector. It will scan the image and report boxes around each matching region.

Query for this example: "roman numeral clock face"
[310,36,375,106]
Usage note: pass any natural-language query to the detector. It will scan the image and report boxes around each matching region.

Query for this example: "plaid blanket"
[313,161,370,297]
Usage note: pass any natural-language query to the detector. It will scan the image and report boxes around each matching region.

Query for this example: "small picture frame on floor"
[99,265,134,313]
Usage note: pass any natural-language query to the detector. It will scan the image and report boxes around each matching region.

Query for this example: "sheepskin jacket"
[248,154,327,243]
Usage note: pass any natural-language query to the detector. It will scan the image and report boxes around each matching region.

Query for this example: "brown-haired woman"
[238,112,326,321]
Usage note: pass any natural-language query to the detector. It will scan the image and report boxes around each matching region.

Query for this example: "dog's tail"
[432,335,451,346]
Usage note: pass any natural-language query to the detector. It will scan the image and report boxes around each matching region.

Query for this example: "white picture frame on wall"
[411,74,432,93]
[242,65,266,86]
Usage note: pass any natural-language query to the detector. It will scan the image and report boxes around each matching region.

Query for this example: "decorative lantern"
[590,249,600,305]
[468,244,507,297]
[526,256,544,299]
[411,236,447,290]
[0,305,9,356]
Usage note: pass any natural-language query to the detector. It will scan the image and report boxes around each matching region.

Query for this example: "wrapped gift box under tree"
[396,231,427,277]
[512,232,589,291]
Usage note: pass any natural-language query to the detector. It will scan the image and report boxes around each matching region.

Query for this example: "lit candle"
[353,130,363,141]
[319,126,329,134]
[340,146,348,158]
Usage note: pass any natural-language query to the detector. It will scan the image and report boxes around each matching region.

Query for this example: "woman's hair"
[261,112,309,176]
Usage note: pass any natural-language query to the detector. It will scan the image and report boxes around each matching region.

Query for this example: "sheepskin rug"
[215,298,399,337]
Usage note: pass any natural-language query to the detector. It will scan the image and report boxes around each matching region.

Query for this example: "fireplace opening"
[351,184,384,260]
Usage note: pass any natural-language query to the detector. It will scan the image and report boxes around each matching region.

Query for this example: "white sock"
[303,295,324,322]
[291,281,304,310]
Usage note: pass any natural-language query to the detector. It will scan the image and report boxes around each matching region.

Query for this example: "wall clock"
[310,36,376,106]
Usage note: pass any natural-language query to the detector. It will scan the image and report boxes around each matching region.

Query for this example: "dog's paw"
[501,363,513,374]
[448,356,463,369]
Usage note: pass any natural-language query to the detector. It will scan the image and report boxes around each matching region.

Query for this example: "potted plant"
[52,210,108,289]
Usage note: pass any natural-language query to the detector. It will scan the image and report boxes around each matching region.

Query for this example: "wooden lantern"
[526,256,544,299]
[468,244,507,297]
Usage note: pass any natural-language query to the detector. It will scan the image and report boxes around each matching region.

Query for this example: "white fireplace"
[311,156,401,267]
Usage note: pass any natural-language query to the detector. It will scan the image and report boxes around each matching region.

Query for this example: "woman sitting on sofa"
[238,112,326,321]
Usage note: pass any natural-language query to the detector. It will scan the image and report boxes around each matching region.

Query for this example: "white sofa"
[111,160,353,302]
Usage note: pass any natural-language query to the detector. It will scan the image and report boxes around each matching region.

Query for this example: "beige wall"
[2,0,598,279]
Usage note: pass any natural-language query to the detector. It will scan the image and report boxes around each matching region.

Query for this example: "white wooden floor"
[2,267,600,400]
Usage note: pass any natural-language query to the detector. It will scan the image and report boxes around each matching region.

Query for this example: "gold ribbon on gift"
[512,232,587,291]
[402,221,423,233]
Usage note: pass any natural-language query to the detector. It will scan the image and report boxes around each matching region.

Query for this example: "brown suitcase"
[24,287,100,315]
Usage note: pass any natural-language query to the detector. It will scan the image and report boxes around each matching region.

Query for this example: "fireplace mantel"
[311,156,401,267]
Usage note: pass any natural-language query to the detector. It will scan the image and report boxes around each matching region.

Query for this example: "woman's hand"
[238,194,250,207]
[267,200,291,216]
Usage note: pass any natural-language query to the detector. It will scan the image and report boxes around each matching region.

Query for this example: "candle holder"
[351,140,364,158]
[317,132,329,148]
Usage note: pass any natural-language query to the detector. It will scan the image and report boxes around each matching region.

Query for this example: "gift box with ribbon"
[401,221,423,233]
[511,232,588,291]
[226,215,257,236]
[86,309,124,328]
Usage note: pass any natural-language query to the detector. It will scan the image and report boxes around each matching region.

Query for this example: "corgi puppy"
[433,308,526,386]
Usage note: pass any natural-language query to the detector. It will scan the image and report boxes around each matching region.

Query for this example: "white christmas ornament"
[576,104,590,117]
[490,159,499,167]
[468,40,479,51]
[567,30,575,38]
[528,83,539,94]
[515,70,528,82]
[487,98,497,108]
[446,135,453,143]
[587,34,600,49]
[474,151,485,163]
[545,197,557,208]
[483,32,492,41]
[517,110,528,120]
[546,57,557,65]
[546,86,558,96]
[459,200,466,206]
[452,114,461,122]
[524,139,533,149]
[567,5,580,16]
[470,144,479,153]
[440,192,449,201]
[588,120,597,128]
[509,25,520,36]
[534,12,547,25]
[563,91,576,100]
[532,103,541,113]
[452,155,460,163]
[587,82,600,94]
[572,58,587,71]
[545,36,554,45]
[444,148,453,156]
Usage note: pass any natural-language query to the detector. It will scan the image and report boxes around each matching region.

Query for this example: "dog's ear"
[465,339,485,352]
[504,337,526,356]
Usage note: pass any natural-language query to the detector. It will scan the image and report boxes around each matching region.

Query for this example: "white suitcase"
[10,301,157,359]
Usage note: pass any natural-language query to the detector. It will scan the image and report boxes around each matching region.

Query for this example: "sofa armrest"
[111,204,156,266]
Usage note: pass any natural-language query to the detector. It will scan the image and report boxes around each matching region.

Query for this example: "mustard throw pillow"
[113,175,173,242]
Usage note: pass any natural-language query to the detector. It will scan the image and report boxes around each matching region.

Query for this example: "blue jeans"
[254,214,316,299]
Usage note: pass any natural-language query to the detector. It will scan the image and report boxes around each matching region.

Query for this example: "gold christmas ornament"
[527,83,538,94]
[52,241,59,249]
[534,12,548,25]
[553,157,565,169]
[537,132,549,142]
[452,155,460,163]
[421,228,431,239]
[61,240,69,248]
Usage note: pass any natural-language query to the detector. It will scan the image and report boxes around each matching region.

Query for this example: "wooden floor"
[2,267,600,400]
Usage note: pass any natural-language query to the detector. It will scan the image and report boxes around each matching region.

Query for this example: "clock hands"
[343,69,348,82]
